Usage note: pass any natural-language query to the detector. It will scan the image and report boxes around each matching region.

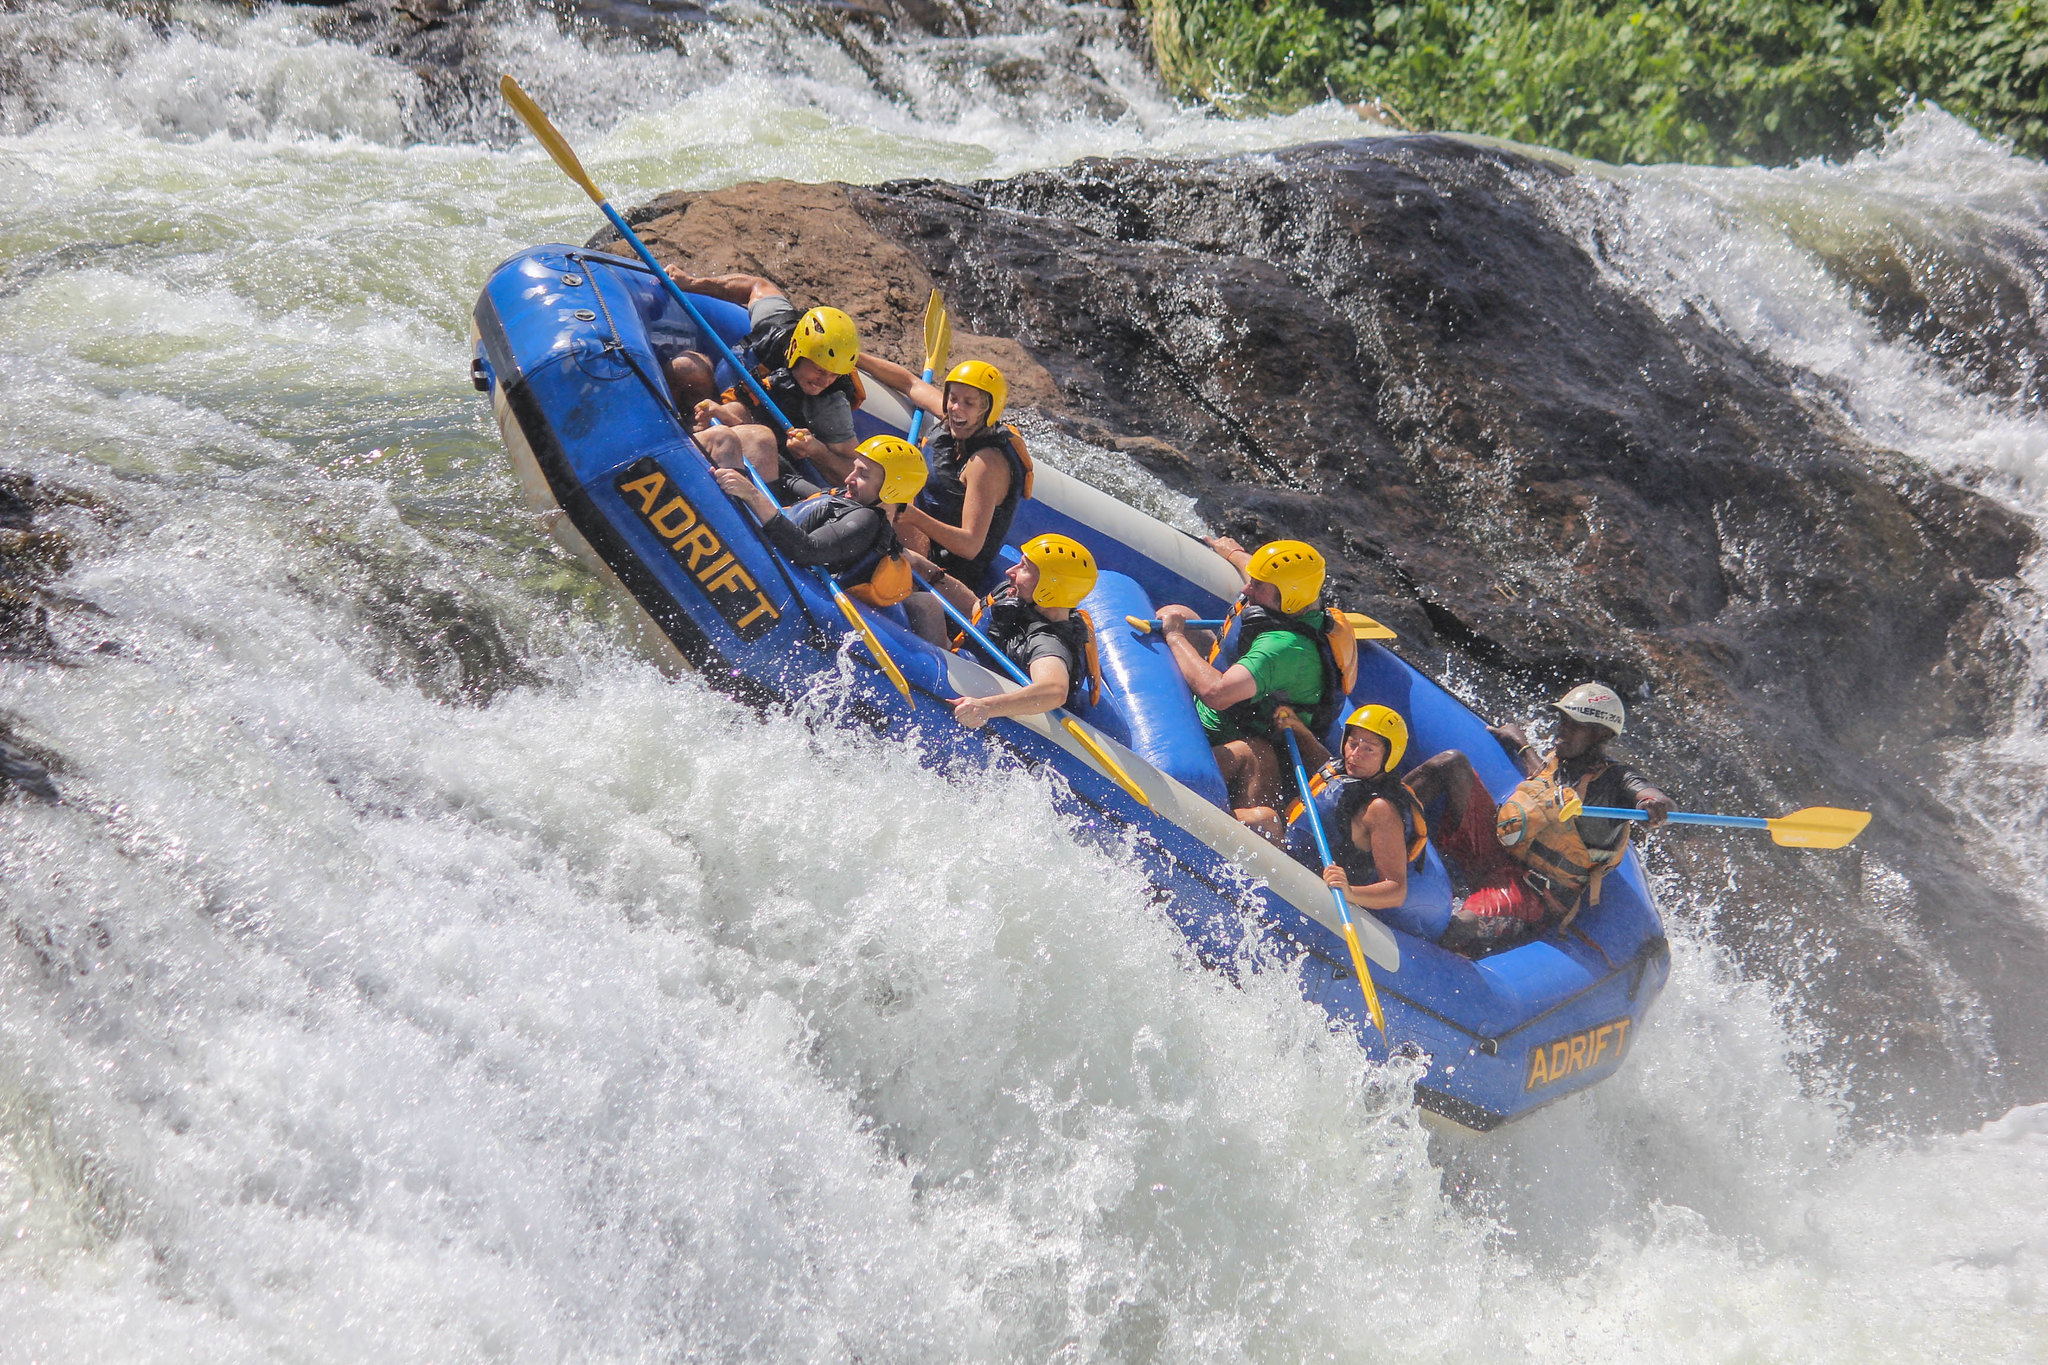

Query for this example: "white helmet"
[1551,683,1625,737]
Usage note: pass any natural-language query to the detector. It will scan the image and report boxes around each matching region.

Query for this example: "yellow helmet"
[1020,533,1096,610]
[1246,539,1326,614]
[787,306,860,375]
[943,358,1007,425]
[1343,704,1408,773]
[855,435,927,504]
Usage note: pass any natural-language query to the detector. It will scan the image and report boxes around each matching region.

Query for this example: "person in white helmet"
[1404,683,1670,955]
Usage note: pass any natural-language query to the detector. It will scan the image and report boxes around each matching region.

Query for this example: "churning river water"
[3,1,2048,1359]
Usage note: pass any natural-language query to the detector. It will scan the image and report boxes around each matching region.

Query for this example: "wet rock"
[614,142,2048,1125]
[0,469,98,804]
[0,469,101,665]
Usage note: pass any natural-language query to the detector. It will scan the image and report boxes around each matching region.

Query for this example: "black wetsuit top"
[765,477,890,579]
[1286,767,1423,885]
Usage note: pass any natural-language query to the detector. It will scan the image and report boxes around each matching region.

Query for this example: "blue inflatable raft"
[470,243,1670,1131]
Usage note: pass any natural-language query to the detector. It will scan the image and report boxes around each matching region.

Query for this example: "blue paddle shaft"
[908,364,936,444]
[1280,727,1360,928]
[912,571,1032,689]
[1580,805,1769,831]
[597,201,794,432]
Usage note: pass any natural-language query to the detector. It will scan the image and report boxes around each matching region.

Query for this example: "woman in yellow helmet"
[950,534,1101,730]
[712,436,927,606]
[856,352,1033,620]
[1156,536,1342,836]
[664,269,865,486]
[1283,705,1430,912]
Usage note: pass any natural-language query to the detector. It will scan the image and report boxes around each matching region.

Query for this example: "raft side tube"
[1082,570,1230,809]
[1013,468,1240,617]
[943,647,1399,971]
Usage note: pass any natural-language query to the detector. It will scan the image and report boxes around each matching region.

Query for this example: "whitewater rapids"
[1,1,2046,1358]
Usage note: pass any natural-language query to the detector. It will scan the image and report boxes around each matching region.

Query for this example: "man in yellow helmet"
[664,269,864,485]
[1406,683,1670,954]
[711,435,926,607]
[1156,536,1342,836]
[950,534,1101,730]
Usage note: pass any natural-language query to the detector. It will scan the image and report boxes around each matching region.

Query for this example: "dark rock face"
[613,140,2044,1128]
[0,470,92,804]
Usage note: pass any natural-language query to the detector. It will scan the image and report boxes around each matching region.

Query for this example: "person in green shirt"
[1157,537,1337,840]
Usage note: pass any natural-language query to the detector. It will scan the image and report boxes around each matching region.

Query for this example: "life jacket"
[953,589,1102,708]
[786,490,914,608]
[1494,752,1630,924]
[1285,761,1428,884]
[1205,601,1357,738]
[916,424,1033,590]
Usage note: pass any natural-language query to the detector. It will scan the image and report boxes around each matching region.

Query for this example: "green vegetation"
[1138,0,2048,164]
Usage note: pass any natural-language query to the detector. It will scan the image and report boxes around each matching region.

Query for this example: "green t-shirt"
[1196,612,1328,743]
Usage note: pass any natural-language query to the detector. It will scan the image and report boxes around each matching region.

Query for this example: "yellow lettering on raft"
[650,495,697,540]
[673,523,722,571]
[735,595,780,631]
[1525,1016,1638,1091]
[620,471,667,513]
[702,560,757,596]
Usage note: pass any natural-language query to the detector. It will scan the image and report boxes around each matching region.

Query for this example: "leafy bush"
[1137,0,2048,163]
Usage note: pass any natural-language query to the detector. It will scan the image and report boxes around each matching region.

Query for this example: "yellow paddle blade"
[499,75,607,207]
[1766,806,1872,849]
[1060,717,1153,808]
[832,589,912,700]
[921,290,948,373]
[1124,614,1156,634]
[1338,609,1397,641]
[931,309,952,378]
[1341,922,1387,1035]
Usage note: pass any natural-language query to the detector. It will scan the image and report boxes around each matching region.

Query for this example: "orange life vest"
[1494,753,1630,922]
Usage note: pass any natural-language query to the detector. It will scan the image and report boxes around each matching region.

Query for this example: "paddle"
[1128,616,1227,633]
[499,75,911,701]
[1580,804,1871,849]
[906,290,951,445]
[1278,726,1387,1035]
[914,572,1152,809]
[1126,611,1397,641]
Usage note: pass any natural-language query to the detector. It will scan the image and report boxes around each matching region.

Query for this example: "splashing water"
[2,1,2046,1357]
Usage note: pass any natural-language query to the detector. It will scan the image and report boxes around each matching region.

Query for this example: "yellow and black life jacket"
[952,590,1102,708]
[917,424,1034,590]
[1204,601,1359,737]
[1285,760,1428,882]
[1494,753,1630,921]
